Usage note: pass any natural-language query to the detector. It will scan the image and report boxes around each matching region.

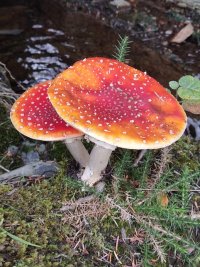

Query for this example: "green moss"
[0,104,22,170]
[0,105,21,151]
[172,136,200,171]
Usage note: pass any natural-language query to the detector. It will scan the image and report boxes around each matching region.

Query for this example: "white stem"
[81,144,115,186]
[64,138,89,168]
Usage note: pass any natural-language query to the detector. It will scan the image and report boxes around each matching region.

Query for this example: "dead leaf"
[171,23,194,43]
[182,100,200,114]
[157,192,169,207]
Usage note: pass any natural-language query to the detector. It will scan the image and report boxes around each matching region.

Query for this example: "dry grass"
[0,63,20,109]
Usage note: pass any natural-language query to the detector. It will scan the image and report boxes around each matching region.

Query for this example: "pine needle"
[148,234,166,263]
[113,35,131,63]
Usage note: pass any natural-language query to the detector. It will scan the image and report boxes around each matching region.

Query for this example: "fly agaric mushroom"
[47,57,187,186]
[10,80,89,168]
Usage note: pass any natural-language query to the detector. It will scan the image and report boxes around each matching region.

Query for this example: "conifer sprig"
[113,35,131,63]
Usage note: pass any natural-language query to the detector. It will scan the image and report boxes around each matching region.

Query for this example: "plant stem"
[113,35,131,63]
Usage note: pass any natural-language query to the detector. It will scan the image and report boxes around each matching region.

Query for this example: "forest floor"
[0,103,200,267]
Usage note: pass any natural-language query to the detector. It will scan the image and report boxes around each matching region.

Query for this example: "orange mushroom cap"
[48,57,187,149]
[10,80,83,141]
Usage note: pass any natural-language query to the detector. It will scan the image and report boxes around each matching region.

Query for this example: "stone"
[110,0,131,12]
[22,141,36,148]
[22,151,40,164]
[165,30,173,36]
[37,144,46,154]
[7,145,18,157]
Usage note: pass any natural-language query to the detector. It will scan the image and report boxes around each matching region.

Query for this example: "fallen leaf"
[157,192,169,207]
[182,100,200,114]
[171,23,194,43]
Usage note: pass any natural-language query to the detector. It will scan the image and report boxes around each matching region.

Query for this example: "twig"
[0,62,26,91]
[148,234,166,263]
[151,147,171,188]
[136,188,200,192]
[133,149,147,166]
[113,250,122,265]
[60,195,96,212]
[0,161,58,183]
[137,147,171,205]
[0,165,9,172]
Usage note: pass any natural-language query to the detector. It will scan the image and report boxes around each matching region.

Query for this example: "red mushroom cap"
[10,80,83,141]
[48,57,187,149]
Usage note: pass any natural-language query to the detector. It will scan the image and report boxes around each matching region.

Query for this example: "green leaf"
[179,75,200,90]
[113,35,131,63]
[169,81,179,90]
[177,86,200,100]
[0,227,41,248]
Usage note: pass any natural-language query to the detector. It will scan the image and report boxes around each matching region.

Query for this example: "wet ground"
[0,0,200,91]
[0,0,200,137]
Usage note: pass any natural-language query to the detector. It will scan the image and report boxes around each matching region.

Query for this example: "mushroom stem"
[64,138,89,168]
[81,140,116,186]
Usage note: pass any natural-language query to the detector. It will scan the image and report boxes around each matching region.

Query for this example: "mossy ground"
[0,104,200,267]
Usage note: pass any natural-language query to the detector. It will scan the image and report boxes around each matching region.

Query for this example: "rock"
[37,144,46,155]
[110,0,131,12]
[186,118,200,140]
[0,245,5,251]
[34,161,58,178]
[22,140,36,148]
[171,23,194,43]
[165,30,173,36]
[7,145,18,157]
[177,2,187,8]
[21,151,40,164]
[162,41,169,46]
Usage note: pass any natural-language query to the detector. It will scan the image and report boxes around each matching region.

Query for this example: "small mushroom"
[48,57,187,186]
[10,80,89,168]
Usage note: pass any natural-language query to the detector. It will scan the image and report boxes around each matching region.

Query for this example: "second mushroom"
[10,80,89,168]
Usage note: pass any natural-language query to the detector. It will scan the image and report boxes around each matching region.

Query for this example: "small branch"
[0,62,26,91]
[148,234,166,263]
[0,165,9,172]
[136,188,200,192]
[60,195,96,212]
[0,161,58,183]
[137,147,171,205]
[133,149,147,166]
[150,147,171,189]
